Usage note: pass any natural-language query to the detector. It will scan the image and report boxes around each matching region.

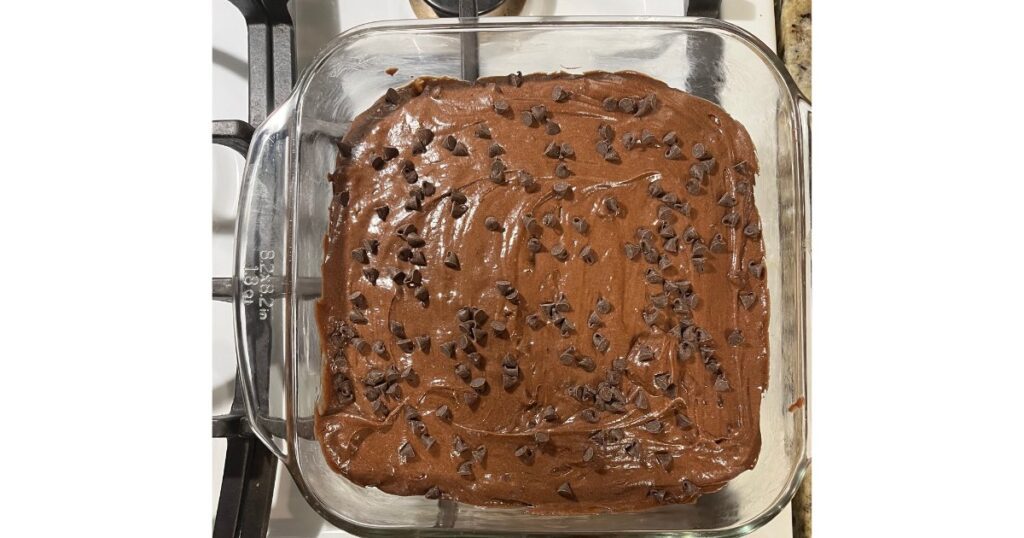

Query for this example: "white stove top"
[212,1,789,536]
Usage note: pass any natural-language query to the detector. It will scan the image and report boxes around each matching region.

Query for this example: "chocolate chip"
[519,171,538,192]
[398,440,416,460]
[624,439,640,458]
[744,222,762,238]
[644,419,663,434]
[739,291,756,309]
[351,337,370,354]
[454,363,471,380]
[559,346,576,365]
[475,123,491,139]
[508,71,524,87]
[636,345,655,362]
[351,248,369,264]
[520,110,536,127]
[457,461,473,477]
[468,377,488,394]
[603,196,620,215]
[685,177,702,195]
[603,148,621,162]
[347,309,367,325]
[424,486,441,500]
[530,104,548,123]
[597,125,615,144]
[370,155,385,170]
[714,375,731,392]
[559,142,575,158]
[451,203,468,219]
[717,193,738,207]
[515,445,533,460]
[472,445,487,463]
[373,205,390,221]
[408,251,426,266]
[362,267,380,285]
[545,120,561,135]
[484,216,503,232]
[643,268,663,285]
[526,314,544,329]
[663,236,680,254]
[493,99,509,114]
[441,134,457,152]
[664,144,683,160]
[412,335,430,353]
[592,332,610,353]
[463,391,479,406]
[551,86,570,102]
[347,291,368,310]
[618,97,636,113]
[602,97,618,111]
[692,143,707,160]
[624,243,639,260]
[534,431,550,445]
[440,341,457,359]
[580,245,598,264]
[420,433,436,449]
[541,140,560,159]
[748,259,765,278]
[621,132,636,150]
[653,372,672,392]
[596,139,611,156]
[525,237,543,254]
[404,197,423,212]
[635,93,656,116]
[555,162,571,178]
[587,311,602,329]
[552,181,572,198]
[592,297,611,316]
[551,243,568,261]
[383,146,399,161]
[722,212,740,228]
[727,329,744,347]
[556,482,575,499]
[583,446,595,462]
[542,405,558,422]
[577,356,595,372]
[557,317,576,337]
[631,390,649,411]
[640,129,657,146]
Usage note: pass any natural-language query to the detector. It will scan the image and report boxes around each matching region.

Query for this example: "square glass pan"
[234,16,810,537]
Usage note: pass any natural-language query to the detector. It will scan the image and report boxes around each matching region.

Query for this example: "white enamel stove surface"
[212,1,789,536]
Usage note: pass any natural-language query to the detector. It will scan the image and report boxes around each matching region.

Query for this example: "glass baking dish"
[231,16,810,536]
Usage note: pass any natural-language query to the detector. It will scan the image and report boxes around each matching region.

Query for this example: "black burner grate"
[212,1,295,537]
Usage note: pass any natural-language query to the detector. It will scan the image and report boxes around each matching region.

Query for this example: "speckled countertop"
[777,1,811,536]
[779,0,812,100]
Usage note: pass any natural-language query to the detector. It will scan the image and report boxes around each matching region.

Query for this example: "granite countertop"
[777,1,811,536]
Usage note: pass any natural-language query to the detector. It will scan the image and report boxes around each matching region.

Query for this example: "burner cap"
[424,0,506,17]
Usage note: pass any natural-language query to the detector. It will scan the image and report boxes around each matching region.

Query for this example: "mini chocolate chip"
[414,335,431,352]
[722,212,740,228]
[624,243,639,260]
[530,105,548,123]
[665,144,683,160]
[576,356,596,372]
[409,251,427,266]
[543,141,560,159]
[657,222,676,239]
[485,216,503,232]
[526,314,544,329]
[457,460,473,477]
[709,234,726,253]
[559,142,574,158]
[580,245,598,264]
[351,248,369,264]
[551,86,570,102]
[744,222,762,238]
[348,310,368,325]
[583,446,595,462]
[348,291,368,309]
[645,268,664,285]
[351,337,370,354]
[440,341,456,358]
[592,332,610,353]
[635,93,656,116]
[727,329,744,346]
[636,345,654,362]
[404,231,426,248]
[521,110,536,127]
[519,171,539,192]
[424,486,441,499]
[739,291,757,309]
[452,142,469,156]
[596,139,611,156]
[552,181,572,198]
[624,439,640,457]
[718,193,737,207]
[454,363,471,380]
[375,206,390,221]
[653,372,672,392]
[621,132,636,150]
[382,146,399,161]
[685,177,702,195]
[551,243,568,261]
[587,311,602,329]
[635,390,650,410]
[595,296,611,315]
[515,445,534,460]
[748,259,765,278]
[472,445,487,463]
[618,97,637,113]
[715,375,731,392]
[644,420,663,434]
[469,377,488,393]
[692,142,708,159]
[534,431,550,444]
[475,123,492,139]
[526,237,543,253]
[451,203,468,219]
[439,135,457,152]
[462,391,479,406]
[640,129,657,146]
[603,148,621,162]
[545,120,561,135]
[603,196,620,215]
[542,405,558,422]
[602,97,618,111]
[559,347,576,365]
[362,267,379,285]
[442,251,461,270]
[435,405,452,423]
[555,162,571,178]
[493,99,509,113]
[370,155,385,170]
[383,87,400,104]
[598,123,615,141]
[404,197,422,212]
[664,236,680,254]
[401,161,418,184]
[398,440,416,460]
[508,71,523,86]
[397,338,416,353]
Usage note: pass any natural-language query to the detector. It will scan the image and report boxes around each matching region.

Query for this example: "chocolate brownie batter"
[316,71,769,514]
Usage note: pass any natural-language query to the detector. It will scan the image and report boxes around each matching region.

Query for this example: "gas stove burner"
[412,0,524,18]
